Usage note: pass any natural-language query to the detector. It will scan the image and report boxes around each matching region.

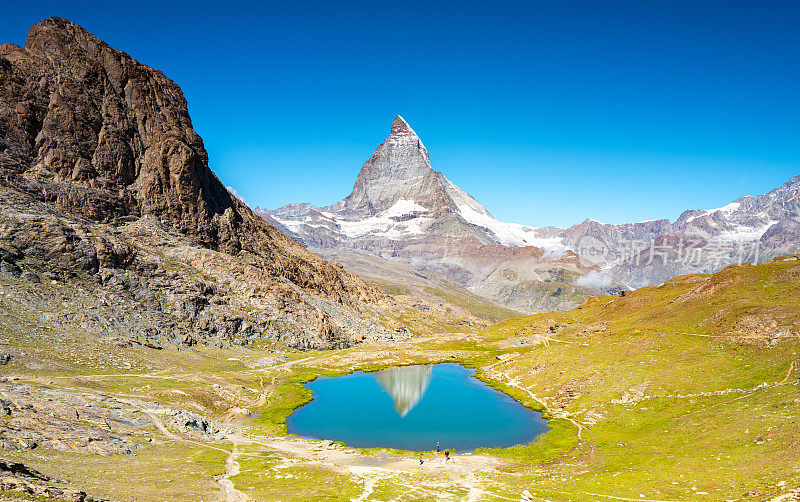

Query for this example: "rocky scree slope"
[0,17,388,350]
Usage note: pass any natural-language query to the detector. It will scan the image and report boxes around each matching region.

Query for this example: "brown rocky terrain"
[0,17,393,350]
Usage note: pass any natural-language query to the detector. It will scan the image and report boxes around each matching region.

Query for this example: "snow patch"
[455,202,568,252]
[714,221,777,242]
[383,199,428,218]
[272,199,433,239]
[271,215,304,232]
[336,199,431,239]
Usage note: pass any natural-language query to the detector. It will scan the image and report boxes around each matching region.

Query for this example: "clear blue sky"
[3,1,799,227]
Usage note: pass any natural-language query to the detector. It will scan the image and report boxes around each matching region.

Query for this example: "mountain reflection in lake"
[374,364,432,417]
[286,363,548,451]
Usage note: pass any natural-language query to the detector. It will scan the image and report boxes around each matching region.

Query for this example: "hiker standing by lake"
[436,442,440,452]
[419,453,423,465]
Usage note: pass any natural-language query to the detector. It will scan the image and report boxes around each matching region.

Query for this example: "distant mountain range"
[258,116,799,313]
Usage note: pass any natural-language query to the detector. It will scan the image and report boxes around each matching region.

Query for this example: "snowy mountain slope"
[256,116,799,311]
[256,117,619,313]
[261,116,569,250]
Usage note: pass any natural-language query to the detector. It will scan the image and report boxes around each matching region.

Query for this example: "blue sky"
[3,1,799,227]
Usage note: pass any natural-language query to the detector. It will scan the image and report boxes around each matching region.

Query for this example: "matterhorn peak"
[321,115,493,220]
[385,115,427,155]
[390,115,416,136]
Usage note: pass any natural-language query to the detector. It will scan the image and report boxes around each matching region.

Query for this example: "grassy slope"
[240,256,800,501]
[421,286,523,322]
[2,257,799,501]
[473,256,800,500]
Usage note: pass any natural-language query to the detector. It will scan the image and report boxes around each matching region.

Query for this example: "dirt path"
[278,355,315,369]
[219,431,511,501]
[348,466,382,502]
[768,488,800,502]
[484,355,597,464]
[680,359,799,417]
[141,409,230,453]
[142,410,248,501]
[142,410,180,440]
[234,433,502,475]
[780,360,797,384]
[216,443,248,502]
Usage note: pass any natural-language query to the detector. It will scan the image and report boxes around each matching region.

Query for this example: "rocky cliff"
[0,18,389,349]
[328,116,490,222]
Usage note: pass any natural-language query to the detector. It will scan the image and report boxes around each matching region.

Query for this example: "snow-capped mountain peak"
[261,116,563,249]
[257,117,799,300]
[390,115,416,136]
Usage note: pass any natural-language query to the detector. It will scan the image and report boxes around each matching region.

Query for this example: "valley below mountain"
[0,16,798,502]
[1,249,798,502]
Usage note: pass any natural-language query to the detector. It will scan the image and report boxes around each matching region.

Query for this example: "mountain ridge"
[259,116,799,311]
[0,17,392,349]
[258,117,617,313]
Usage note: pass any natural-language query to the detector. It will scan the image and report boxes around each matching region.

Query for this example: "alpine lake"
[286,363,549,452]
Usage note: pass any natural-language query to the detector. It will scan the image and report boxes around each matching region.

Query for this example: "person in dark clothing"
[444,450,450,461]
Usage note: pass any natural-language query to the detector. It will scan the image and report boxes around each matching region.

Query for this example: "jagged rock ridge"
[328,116,488,222]
[0,17,390,349]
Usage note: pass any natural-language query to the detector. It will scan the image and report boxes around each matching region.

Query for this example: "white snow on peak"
[443,178,491,217]
[455,202,567,252]
[383,199,428,218]
[709,201,742,213]
[683,201,743,224]
[313,199,432,239]
[441,177,568,251]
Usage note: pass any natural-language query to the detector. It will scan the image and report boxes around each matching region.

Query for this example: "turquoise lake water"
[286,363,548,452]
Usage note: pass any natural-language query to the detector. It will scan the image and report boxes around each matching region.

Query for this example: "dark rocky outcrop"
[0,18,388,349]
